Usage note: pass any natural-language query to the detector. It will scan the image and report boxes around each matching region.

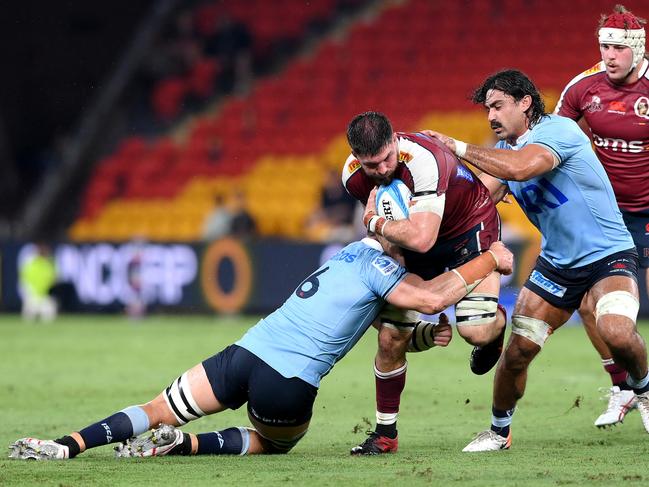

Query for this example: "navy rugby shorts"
[202,345,318,427]
[621,208,649,269]
[523,249,638,310]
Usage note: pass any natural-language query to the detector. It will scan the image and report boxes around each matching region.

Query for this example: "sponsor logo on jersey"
[607,100,626,114]
[347,159,360,173]
[455,165,474,182]
[398,151,413,163]
[581,62,603,76]
[592,133,644,153]
[372,256,399,275]
[530,270,566,298]
[582,95,603,113]
[634,96,649,119]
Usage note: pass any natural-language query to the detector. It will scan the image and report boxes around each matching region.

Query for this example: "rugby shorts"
[202,344,318,427]
[523,248,638,310]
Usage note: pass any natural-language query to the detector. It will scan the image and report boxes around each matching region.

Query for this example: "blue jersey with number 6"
[236,238,407,387]
[496,114,634,268]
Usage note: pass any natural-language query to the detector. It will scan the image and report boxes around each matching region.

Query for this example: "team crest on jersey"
[583,95,603,113]
[634,96,649,119]
[371,256,399,276]
[347,159,361,173]
[398,151,413,163]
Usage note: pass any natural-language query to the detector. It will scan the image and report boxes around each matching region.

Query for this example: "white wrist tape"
[367,215,380,233]
[453,139,467,158]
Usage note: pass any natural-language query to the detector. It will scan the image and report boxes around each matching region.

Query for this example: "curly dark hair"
[471,69,546,128]
[346,111,393,156]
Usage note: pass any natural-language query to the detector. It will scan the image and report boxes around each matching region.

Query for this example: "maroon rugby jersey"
[555,60,649,212]
[341,132,496,241]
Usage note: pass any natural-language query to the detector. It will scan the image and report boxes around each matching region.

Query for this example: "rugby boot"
[594,386,637,428]
[462,429,511,452]
[350,431,398,455]
[8,438,69,460]
[637,391,649,434]
[115,424,186,458]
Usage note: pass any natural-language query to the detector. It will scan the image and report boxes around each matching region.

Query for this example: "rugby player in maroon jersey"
[342,111,506,454]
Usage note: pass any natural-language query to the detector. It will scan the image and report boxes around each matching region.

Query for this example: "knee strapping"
[163,372,206,425]
[595,291,639,322]
[511,315,552,347]
[455,293,498,327]
[380,304,420,330]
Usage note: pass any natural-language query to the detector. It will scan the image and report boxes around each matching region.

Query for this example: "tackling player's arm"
[421,130,557,181]
[386,241,513,314]
[478,172,509,204]
[364,186,442,253]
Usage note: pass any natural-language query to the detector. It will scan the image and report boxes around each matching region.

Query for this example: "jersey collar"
[510,129,531,150]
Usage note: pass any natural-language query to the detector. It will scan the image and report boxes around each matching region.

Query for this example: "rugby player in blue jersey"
[9,237,512,460]
[425,69,649,451]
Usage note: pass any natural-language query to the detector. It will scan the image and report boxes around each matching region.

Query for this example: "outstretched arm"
[386,241,513,314]
[421,130,557,181]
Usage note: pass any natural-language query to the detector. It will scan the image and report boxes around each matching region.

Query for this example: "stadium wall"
[1,239,647,318]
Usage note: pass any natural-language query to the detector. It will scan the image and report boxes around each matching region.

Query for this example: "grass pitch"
[1,314,648,486]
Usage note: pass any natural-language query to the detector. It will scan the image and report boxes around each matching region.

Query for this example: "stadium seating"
[70,0,647,242]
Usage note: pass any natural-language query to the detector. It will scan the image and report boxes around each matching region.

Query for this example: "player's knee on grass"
[257,430,307,454]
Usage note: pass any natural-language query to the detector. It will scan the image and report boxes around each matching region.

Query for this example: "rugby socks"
[54,435,80,458]
[196,427,249,455]
[61,406,150,455]
[374,362,407,439]
[602,358,629,388]
[626,371,649,394]
[490,406,515,438]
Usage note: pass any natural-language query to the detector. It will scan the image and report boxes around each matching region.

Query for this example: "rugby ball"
[375,179,411,221]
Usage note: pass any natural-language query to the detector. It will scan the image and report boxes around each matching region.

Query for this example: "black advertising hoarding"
[2,239,647,317]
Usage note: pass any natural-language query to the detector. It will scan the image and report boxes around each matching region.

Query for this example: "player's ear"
[520,95,533,112]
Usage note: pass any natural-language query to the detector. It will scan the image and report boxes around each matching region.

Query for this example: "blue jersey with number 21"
[497,115,634,268]
[236,238,407,388]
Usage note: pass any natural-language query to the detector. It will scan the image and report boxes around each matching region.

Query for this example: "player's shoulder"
[536,114,579,130]
[342,153,361,180]
[341,153,372,201]
[562,62,607,92]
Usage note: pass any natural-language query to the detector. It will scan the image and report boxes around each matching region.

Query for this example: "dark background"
[0,2,153,212]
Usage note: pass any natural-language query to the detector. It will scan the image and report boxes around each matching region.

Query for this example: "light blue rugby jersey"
[236,238,408,388]
[497,114,634,268]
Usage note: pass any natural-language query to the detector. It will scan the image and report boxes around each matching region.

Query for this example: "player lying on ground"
[9,237,512,459]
